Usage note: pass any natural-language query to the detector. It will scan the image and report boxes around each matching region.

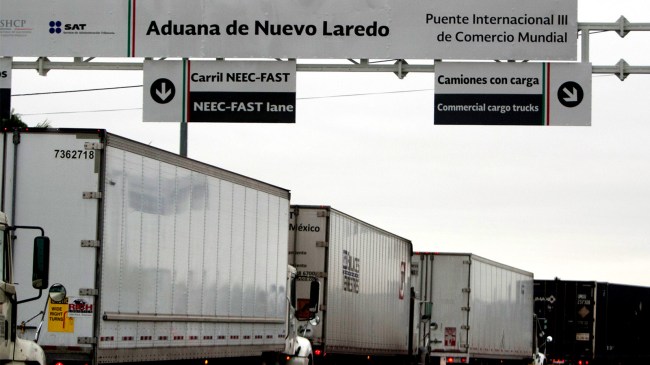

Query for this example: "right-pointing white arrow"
[156,82,172,101]
[563,87,578,103]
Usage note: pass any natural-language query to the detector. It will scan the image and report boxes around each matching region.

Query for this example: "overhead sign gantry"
[4,0,650,138]
[1,0,576,60]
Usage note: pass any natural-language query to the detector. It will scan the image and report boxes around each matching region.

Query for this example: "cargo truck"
[411,252,535,365]
[1,128,317,365]
[288,205,413,364]
[534,279,650,365]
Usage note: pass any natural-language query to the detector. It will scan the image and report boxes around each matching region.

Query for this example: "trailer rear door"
[3,130,101,350]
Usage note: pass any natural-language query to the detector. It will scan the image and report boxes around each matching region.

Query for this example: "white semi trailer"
[411,252,535,365]
[289,205,414,364]
[1,128,316,365]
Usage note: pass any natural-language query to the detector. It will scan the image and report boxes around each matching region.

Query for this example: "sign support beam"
[6,17,650,77]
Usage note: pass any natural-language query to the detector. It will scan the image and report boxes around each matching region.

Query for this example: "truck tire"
[261,353,280,365]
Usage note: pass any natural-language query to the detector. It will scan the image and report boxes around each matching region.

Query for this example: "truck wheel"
[260,353,280,365]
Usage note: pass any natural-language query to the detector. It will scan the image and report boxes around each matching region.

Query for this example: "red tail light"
[447,357,454,363]
[314,349,323,356]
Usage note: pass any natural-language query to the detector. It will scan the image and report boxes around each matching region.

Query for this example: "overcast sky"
[9,0,650,286]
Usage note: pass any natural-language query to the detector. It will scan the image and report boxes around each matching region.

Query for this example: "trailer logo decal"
[68,297,94,317]
[342,249,360,293]
[534,295,556,304]
[289,222,321,232]
[444,327,457,347]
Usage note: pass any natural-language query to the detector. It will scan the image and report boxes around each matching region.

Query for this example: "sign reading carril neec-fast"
[1,0,577,60]
[144,60,296,123]
[434,62,591,126]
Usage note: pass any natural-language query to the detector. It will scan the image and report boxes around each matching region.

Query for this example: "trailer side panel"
[5,129,291,363]
[414,253,534,361]
[290,206,412,357]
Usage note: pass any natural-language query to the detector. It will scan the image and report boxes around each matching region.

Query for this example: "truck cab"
[278,266,320,365]
[0,211,48,365]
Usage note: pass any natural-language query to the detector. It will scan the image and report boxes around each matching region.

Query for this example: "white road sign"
[1,0,577,60]
[144,60,296,123]
[434,62,591,126]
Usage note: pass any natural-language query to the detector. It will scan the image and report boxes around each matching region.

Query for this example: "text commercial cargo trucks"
[411,252,535,365]
[288,205,413,364]
[534,280,650,365]
[1,128,316,365]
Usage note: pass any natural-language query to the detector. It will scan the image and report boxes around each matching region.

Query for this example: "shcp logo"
[49,21,62,34]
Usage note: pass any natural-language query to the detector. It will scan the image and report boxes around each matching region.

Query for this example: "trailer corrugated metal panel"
[535,280,650,364]
[595,283,650,363]
[289,205,412,356]
[3,129,290,363]
[412,253,534,361]
[534,280,596,363]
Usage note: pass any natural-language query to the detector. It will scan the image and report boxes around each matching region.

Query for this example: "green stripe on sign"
[182,59,187,123]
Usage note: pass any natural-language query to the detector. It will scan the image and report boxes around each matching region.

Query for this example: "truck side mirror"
[49,283,67,303]
[32,236,50,289]
[309,280,320,314]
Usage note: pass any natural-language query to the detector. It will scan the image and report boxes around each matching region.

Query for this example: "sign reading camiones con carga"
[434,62,591,126]
[1,0,577,60]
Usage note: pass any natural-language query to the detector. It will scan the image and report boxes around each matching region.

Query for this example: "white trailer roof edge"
[101,130,291,199]
[291,204,413,248]
[414,252,534,277]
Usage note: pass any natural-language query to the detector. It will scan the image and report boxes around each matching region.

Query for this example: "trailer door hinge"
[462,344,469,349]
[461,306,470,312]
[316,241,329,248]
[461,325,470,330]
[316,210,329,218]
[463,260,471,265]
[84,142,104,150]
[81,240,101,248]
[83,192,102,199]
[78,337,97,345]
[462,288,471,293]
[79,288,99,296]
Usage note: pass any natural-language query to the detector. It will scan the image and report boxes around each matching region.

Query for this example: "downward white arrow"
[563,87,578,102]
[156,82,172,101]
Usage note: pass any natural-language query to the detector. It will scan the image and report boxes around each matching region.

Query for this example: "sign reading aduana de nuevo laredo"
[1,0,577,60]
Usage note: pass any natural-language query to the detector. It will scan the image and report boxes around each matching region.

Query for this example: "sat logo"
[49,20,87,34]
